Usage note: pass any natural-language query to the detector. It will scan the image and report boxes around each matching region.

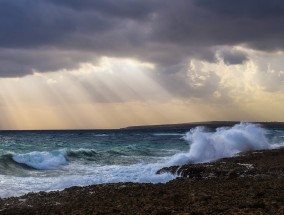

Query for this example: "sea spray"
[168,122,271,165]
[0,123,283,198]
[12,150,68,170]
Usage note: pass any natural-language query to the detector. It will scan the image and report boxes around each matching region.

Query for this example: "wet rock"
[0,148,283,215]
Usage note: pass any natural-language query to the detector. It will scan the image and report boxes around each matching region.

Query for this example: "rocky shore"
[0,147,283,214]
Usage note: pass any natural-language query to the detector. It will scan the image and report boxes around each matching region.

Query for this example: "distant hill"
[123,121,284,131]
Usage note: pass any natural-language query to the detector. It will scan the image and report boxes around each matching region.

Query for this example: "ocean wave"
[167,122,272,165]
[0,161,176,198]
[12,150,68,170]
[5,146,158,171]
[56,147,153,165]
[93,134,109,137]
[66,148,98,159]
[152,133,184,137]
[1,123,283,198]
[0,153,36,176]
[67,148,129,160]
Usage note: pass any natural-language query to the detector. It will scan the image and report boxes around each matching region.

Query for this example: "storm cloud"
[0,0,284,77]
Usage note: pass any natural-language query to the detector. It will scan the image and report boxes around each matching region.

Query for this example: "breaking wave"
[168,122,273,165]
[1,122,283,198]
[12,151,68,170]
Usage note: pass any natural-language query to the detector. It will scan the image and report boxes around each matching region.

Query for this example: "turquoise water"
[0,123,283,198]
[0,130,188,173]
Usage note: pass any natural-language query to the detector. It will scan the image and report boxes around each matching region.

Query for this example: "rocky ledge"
[0,148,283,214]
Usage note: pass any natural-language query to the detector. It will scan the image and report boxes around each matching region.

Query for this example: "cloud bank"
[0,0,284,111]
[1,0,284,75]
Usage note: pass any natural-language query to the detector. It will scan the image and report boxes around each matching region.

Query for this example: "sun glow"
[1,53,284,130]
[0,57,177,129]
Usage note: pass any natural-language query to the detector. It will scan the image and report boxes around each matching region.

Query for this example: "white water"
[13,150,68,170]
[1,123,283,198]
[167,122,275,165]
[0,161,175,198]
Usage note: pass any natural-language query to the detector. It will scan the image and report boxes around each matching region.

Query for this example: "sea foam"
[168,122,271,165]
[12,150,68,170]
[1,123,282,198]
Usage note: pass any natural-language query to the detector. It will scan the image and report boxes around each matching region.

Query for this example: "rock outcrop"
[0,148,283,214]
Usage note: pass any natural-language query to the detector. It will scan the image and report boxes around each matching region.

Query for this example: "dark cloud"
[0,48,96,77]
[47,0,161,19]
[0,0,284,78]
[0,1,116,48]
[193,0,284,18]
[154,0,284,49]
[218,49,248,65]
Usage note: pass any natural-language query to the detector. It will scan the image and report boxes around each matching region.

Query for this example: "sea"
[0,122,283,198]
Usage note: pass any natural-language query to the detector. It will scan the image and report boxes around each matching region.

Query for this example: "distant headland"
[123,121,284,130]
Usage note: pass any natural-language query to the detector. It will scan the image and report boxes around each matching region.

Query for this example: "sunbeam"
[0,52,284,130]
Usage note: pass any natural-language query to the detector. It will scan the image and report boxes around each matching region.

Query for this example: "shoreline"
[1,147,283,214]
[124,121,284,130]
[1,121,284,132]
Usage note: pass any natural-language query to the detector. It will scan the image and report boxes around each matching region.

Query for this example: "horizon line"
[1,121,284,131]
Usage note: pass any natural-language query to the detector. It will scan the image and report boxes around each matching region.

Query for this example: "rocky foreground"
[0,148,283,215]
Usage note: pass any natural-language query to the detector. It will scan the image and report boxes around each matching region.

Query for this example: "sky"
[0,0,284,129]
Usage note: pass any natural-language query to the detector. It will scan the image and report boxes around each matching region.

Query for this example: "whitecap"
[167,122,271,165]
[12,150,68,170]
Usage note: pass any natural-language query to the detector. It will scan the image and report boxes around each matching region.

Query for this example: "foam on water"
[1,123,283,198]
[0,161,175,198]
[168,122,272,165]
[12,150,68,170]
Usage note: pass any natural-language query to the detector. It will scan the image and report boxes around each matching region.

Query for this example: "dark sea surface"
[0,123,283,198]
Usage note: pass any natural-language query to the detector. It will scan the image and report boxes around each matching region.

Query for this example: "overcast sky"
[0,0,284,129]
